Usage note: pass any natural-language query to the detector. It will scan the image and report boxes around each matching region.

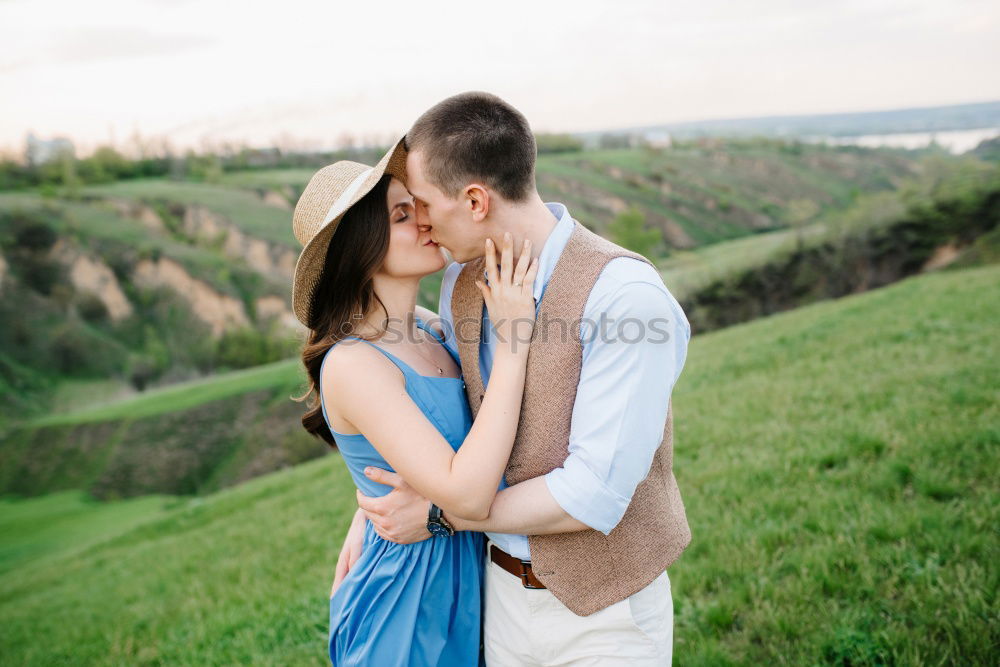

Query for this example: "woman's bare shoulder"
[321,340,400,392]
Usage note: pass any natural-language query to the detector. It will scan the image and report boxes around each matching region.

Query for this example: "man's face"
[405,149,487,263]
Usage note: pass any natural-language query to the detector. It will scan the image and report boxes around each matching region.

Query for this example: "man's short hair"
[405,91,536,202]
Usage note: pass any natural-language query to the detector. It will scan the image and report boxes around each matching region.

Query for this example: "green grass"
[49,378,138,414]
[0,265,996,665]
[0,490,174,575]
[0,192,285,299]
[658,222,831,301]
[0,456,355,665]
[80,179,297,248]
[202,143,919,249]
[219,169,315,189]
[671,264,999,664]
[32,357,303,426]
[658,158,998,304]
[532,144,918,245]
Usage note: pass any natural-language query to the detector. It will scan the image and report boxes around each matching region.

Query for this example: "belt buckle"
[519,560,544,590]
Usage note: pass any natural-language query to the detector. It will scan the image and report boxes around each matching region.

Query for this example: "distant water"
[809,127,999,154]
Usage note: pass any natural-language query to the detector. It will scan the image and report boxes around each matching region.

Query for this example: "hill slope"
[0,264,996,664]
[0,141,921,424]
[3,158,996,499]
[0,359,318,499]
[219,141,920,248]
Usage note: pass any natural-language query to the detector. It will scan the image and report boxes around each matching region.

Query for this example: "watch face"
[428,522,450,537]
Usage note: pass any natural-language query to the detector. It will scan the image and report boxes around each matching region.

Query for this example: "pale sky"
[1,0,998,155]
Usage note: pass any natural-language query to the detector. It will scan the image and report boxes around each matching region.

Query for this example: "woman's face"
[379,176,447,279]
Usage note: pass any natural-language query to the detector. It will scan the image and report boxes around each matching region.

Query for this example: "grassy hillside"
[0,264,996,665]
[0,140,921,424]
[0,193,301,424]
[2,158,995,498]
[216,141,920,248]
[0,359,321,499]
[667,162,999,332]
[658,156,998,301]
[79,179,297,248]
[536,141,916,246]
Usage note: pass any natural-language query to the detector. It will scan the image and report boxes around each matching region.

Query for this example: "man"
[334,91,692,665]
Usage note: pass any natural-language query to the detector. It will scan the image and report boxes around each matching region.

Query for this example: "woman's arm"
[326,234,538,521]
[331,508,366,597]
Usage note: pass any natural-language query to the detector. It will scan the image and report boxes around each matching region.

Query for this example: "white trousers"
[483,539,673,666]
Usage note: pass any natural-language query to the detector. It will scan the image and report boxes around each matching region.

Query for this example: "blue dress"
[320,317,486,666]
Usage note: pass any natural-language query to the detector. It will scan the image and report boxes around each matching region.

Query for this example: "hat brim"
[292,137,408,327]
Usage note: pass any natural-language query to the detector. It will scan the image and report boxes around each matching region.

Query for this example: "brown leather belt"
[489,544,546,589]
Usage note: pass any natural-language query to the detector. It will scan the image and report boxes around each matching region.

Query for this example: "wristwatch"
[426,502,455,537]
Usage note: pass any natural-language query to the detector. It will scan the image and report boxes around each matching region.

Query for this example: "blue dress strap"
[319,336,419,434]
[326,335,414,378]
[320,315,453,391]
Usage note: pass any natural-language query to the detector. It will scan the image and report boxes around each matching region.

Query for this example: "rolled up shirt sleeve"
[543,263,689,535]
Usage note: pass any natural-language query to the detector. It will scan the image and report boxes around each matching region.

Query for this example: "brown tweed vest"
[451,219,692,616]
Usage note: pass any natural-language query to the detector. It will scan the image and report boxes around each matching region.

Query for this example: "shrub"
[216,326,297,370]
[77,293,109,323]
[608,207,663,257]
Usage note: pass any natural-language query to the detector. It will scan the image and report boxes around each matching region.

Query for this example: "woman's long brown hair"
[294,173,392,447]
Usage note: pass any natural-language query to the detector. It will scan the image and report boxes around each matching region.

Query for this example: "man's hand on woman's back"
[356,468,434,543]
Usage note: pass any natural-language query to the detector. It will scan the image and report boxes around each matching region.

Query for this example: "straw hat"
[291,137,407,327]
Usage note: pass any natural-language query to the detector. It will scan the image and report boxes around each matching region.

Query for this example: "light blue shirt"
[437,203,690,560]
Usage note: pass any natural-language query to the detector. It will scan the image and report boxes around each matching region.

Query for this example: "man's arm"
[538,268,688,535]
[355,469,587,541]
[443,476,590,534]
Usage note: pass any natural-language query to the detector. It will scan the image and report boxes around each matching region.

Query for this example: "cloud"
[51,26,213,63]
[1,0,998,151]
[1,26,213,74]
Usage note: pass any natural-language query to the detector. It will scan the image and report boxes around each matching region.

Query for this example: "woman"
[291,139,539,666]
